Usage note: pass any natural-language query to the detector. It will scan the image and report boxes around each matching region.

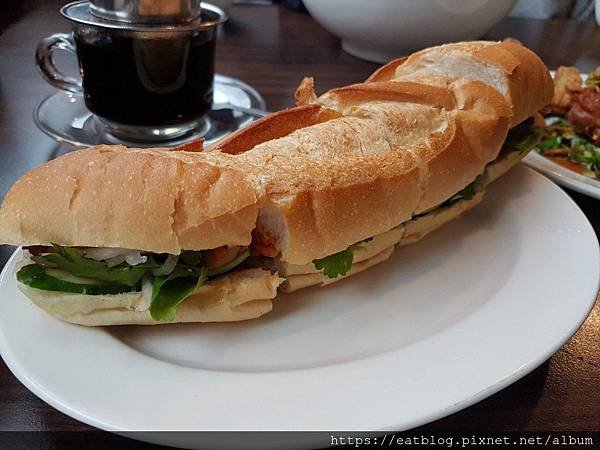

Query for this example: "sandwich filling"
[17,245,251,321]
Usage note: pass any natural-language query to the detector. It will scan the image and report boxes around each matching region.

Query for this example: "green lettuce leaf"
[150,267,208,321]
[178,250,205,267]
[452,181,477,201]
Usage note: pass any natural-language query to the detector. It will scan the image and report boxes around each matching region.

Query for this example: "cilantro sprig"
[313,239,372,279]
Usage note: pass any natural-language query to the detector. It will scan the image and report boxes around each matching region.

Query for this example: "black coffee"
[75,31,215,126]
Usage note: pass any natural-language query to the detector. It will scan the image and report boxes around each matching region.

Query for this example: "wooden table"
[0,1,598,447]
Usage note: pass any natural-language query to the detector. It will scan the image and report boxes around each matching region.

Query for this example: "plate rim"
[0,166,598,440]
[523,151,600,199]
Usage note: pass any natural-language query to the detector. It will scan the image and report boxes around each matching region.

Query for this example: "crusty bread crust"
[295,77,318,106]
[0,145,262,253]
[387,41,553,126]
[210,104,340,155]
[365,56,409,83]
[20,268,282,326]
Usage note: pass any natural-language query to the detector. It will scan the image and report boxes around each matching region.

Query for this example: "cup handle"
[35,33,82,94]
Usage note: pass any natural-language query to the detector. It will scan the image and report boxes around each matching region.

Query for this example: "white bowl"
[303,0,517,63]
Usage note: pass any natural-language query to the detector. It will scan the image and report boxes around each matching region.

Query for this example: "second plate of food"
[524,69,600,198]
[0,166,598,449]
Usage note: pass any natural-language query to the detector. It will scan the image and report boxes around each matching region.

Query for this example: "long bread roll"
[0,146,281,325]
[0,41,552,325]
[210,40,553,267]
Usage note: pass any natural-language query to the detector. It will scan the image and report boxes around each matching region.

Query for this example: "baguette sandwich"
[211,40,553,291]
[0,41,553,325]
[0,148,281,325]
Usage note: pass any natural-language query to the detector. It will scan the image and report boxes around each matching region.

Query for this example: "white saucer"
[34,74,266,148]
[0,166,598,448]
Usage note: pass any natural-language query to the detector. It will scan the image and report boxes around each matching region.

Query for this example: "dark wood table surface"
[0,1,598,447]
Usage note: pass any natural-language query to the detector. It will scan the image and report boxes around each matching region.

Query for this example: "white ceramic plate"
[523,70,600,199]
[0,166,598,449]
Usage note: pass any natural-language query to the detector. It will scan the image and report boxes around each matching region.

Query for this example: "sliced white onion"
[152,254,178,276]
[105,254,128,267]
[105,251,146,268]
[135,275,154,312]
[125,252,147,266]
[84,247,131,261]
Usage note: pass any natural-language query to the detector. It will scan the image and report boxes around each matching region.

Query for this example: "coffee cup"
[35,1,227,142]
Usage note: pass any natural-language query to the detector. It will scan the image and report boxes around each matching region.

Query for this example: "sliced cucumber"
[17,264,134,295]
